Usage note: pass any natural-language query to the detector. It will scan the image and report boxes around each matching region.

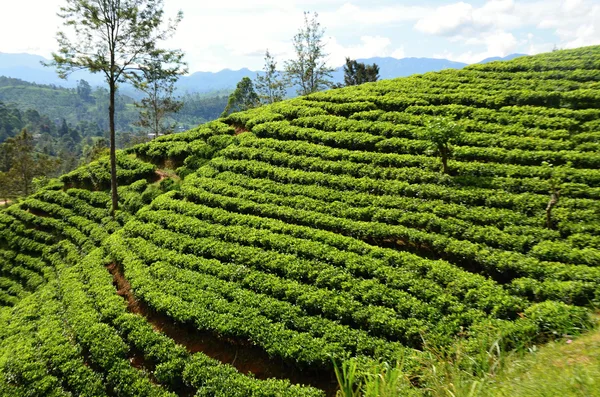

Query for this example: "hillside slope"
[1,46,599,397]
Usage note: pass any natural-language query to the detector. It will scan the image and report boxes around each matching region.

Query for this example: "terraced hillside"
[1,46,599,396]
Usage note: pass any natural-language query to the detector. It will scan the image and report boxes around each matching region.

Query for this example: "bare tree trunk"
[441,155,448,175]
[546,191,560,229]
[440,146,449,175]
[109,78,119,216]
[154,81,159,140]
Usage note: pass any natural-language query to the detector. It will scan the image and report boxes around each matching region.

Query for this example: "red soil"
[106,263,338,396]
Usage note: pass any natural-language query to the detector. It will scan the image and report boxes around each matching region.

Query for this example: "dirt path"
[155,170,170,182]
[106,263,338,396]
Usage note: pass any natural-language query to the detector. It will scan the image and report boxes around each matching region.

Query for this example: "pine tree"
[59,119,69,137]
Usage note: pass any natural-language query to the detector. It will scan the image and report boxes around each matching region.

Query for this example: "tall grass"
[334,321,600,397]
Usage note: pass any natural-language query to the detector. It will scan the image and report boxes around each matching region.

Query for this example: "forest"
[0,77,229,200]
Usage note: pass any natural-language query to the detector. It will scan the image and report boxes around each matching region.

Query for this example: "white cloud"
[524,33,555,55]
[435,30,518,63]
[419,0,600,63]
[1,0,599,73]
[391,47,406,59]
[0,0,62,55]
[415,2,475,36]
[548,1,600,49]
[323,3,428,28]
[325,36,405,66]
[414,0,521,37]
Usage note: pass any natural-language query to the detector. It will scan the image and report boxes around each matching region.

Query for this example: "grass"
[487,325,600,397]
[336,317,600,397]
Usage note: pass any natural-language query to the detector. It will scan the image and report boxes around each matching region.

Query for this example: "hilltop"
[0,46,599,396]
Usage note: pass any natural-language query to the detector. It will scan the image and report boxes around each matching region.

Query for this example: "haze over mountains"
[0,52,525,94]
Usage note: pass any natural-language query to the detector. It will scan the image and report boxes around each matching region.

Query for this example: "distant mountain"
[477,54,527,64]
[331,57,468,82]
[0,52,106,88]
[0,52,525,94]
[177,68,256,93]
[176,57,470,93]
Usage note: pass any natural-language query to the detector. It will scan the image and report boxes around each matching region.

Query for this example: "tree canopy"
[221,77,260,117]
[48,0,185,215]
[0,129,60,199]
[284,12,334,96]
[343,58,380,86]
[420,117,463,174]
[255,50,287,105]
[133,55,186,139]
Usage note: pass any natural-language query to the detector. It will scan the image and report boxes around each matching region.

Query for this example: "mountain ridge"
[0,52,525,93]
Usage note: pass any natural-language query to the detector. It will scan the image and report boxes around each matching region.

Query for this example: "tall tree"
[48,0,184,216]
[255,49,287,104]
[221,77,260,117]
[343,58,380,86]
[133,55,186,139]
[284,12,334,96]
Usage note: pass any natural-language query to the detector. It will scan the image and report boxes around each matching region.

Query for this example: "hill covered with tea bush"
[0,46,599,397]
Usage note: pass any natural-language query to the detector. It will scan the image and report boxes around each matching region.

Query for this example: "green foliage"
[60,153,156,190]
[342,58,380,87]
[1,45,600,397]
[0,129,61,198]
[333,358,361,397]
[221,77,260,117]
[133,54,187,139]
[524,301,593,339]
[176,92,229,127]
[0,77,226,135]
[284,12,335,95]
[420,117,463,174]
[255,49,288,104]
[334,358,418,397]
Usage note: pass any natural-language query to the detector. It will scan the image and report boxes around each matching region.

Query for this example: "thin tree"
[221,77,260,117]
[343,58,380,86]
[421,117,463,174]
[48,0,185,216]
[133,54,186,139]
[284,12,334,96]
[255,49,287,105]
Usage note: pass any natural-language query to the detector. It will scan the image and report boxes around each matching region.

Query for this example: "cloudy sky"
[1,0,599,73]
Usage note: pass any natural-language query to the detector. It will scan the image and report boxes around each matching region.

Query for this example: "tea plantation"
[0,46,599,396]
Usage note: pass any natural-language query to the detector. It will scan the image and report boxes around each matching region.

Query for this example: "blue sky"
[1,0,599,72]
